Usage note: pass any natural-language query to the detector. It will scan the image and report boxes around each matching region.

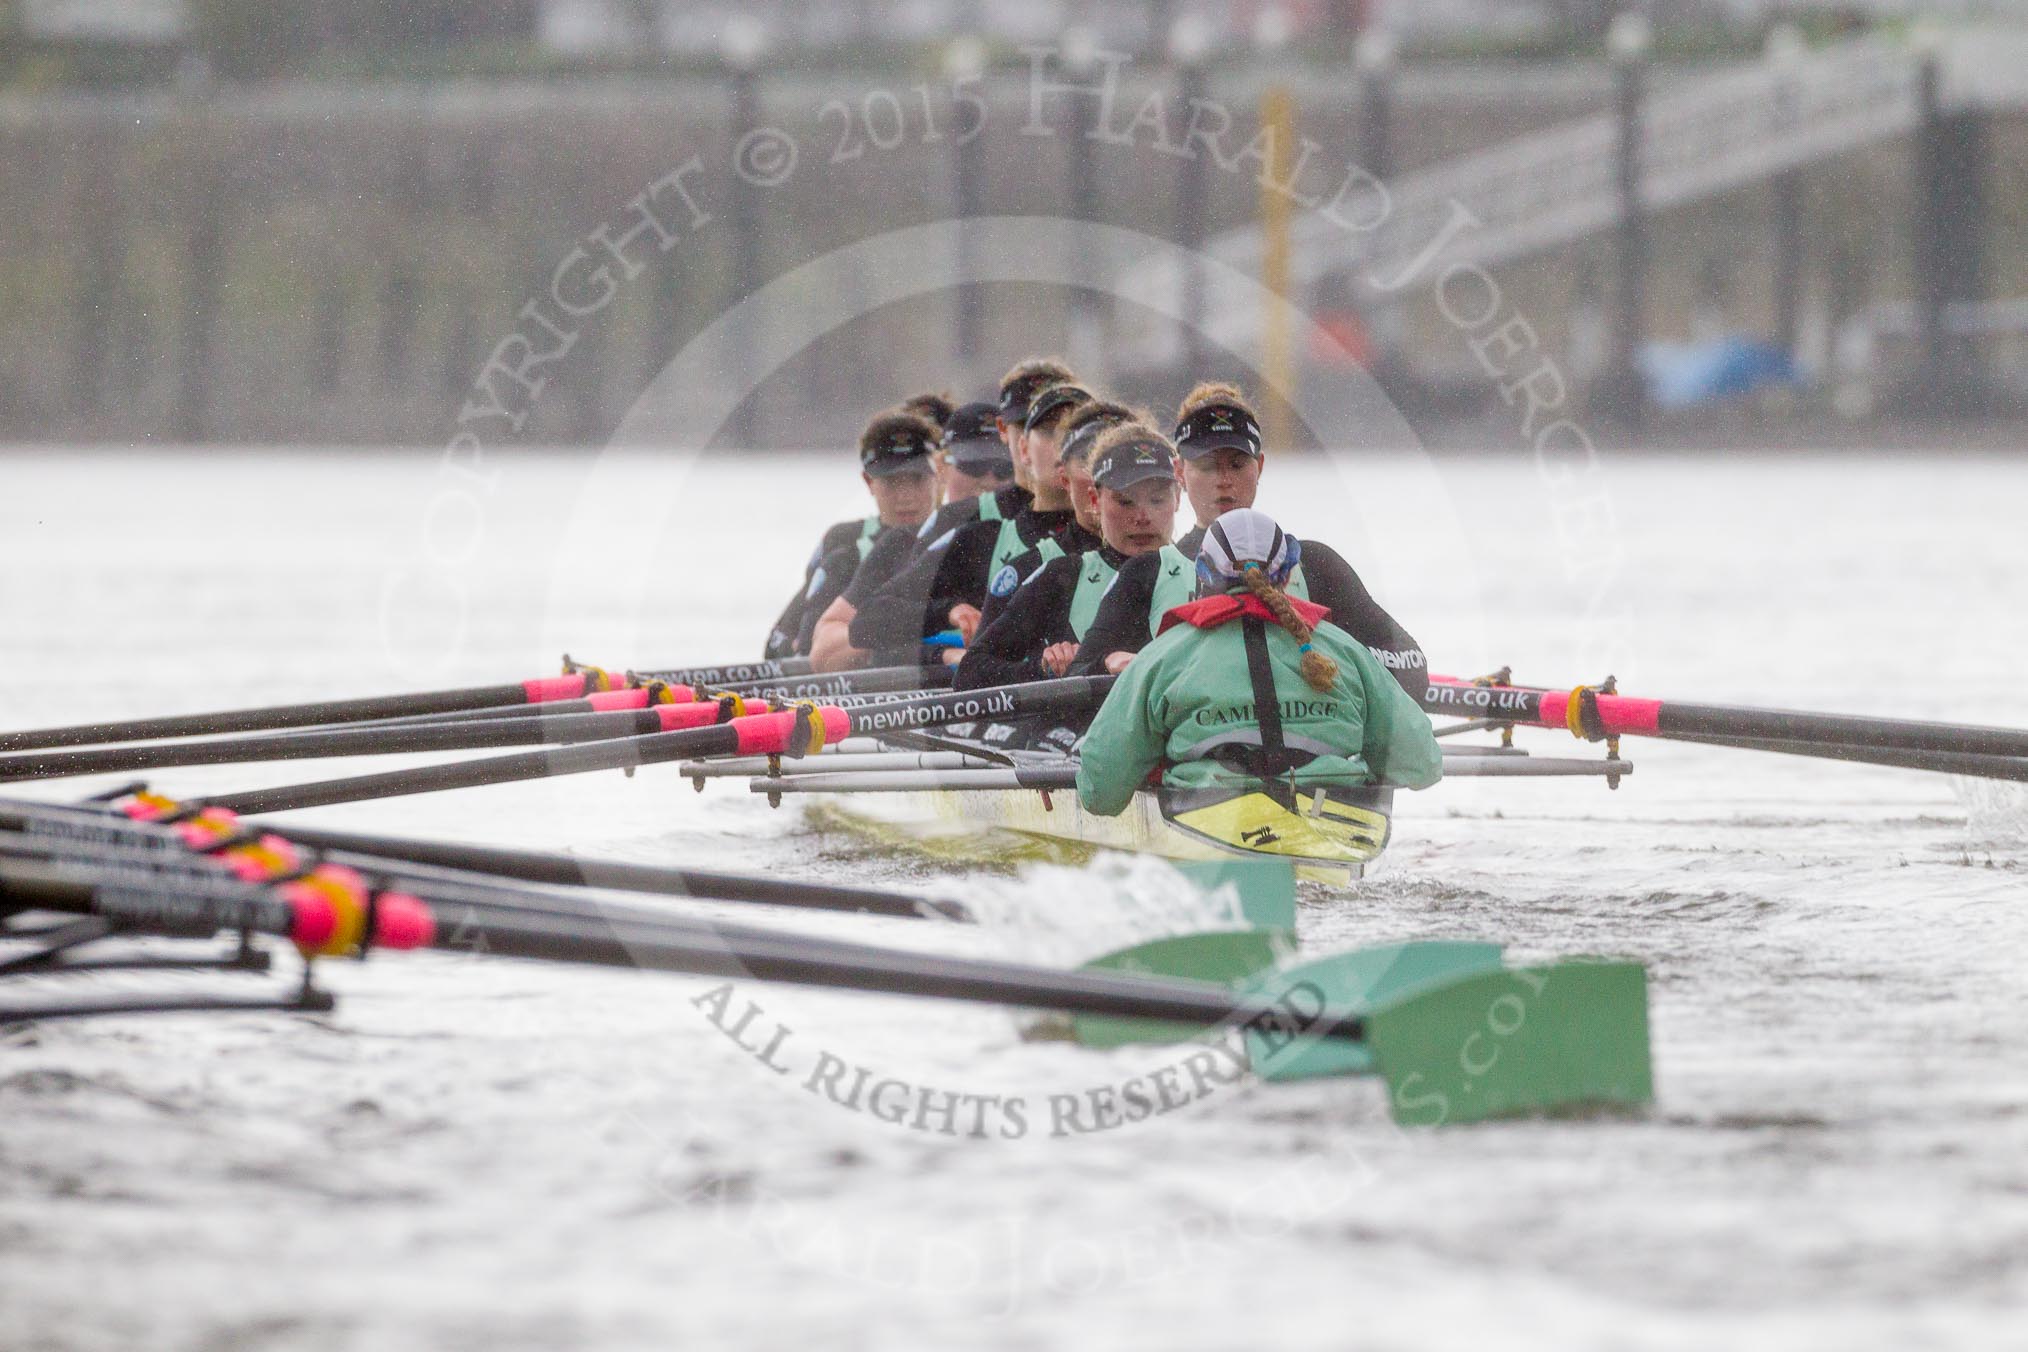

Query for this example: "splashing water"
[1950,776,2028,845]
[963,854,1259,969]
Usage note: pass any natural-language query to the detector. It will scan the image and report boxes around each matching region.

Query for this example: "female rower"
[764,406,941,659]
[1076,508,1441,818]
[801,401,1017,663]
[911,357,1076,548]
[956,421,1191,688]
[1068,380,1428,697]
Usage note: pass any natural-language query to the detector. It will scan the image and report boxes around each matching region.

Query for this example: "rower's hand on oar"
[948,604,982,645]
[1041,643,1079,677]
[1103,651,1135,676]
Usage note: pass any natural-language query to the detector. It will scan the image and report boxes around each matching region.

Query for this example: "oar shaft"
[335,670,949,734]
[1424,678,2028,759]
[262,822,961,919]
[1656,731,2028,781]
[0,676,601,754]
[0,704,750,783]
[0,798,960,920]
[3,857,1361,1040]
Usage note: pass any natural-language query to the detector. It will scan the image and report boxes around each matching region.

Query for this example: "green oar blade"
[1169,858,1297,931]
[1072,929,1294,1047]
[1366,960,1653,1125]
[1247,941,1507,1079]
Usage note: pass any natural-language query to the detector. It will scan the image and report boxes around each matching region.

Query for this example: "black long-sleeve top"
[847,504,1078,651]
[1068,538,1429,698]
[765,516,873,658]
[976,522,1104,632]
[954,542,1127,690]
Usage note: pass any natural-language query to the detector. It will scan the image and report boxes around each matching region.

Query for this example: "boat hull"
[808,778,1393,882]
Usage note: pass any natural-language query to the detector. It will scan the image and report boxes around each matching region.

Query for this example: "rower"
[957,421,1188,688]
[900,388,955,435]
[1075,507,1442,818]
[974,381,1102,623]
[764,407,940,660]
[1068,380,1429,697]
[807,401,1013,670]
[784,389,966,654]
[981,395,1136,613]
[1057,399,1136,539]
[960,395,1139,663]
[911,357,1074,546]
[839,375,1088,669]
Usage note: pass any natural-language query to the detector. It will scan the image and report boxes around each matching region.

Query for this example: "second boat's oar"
[198,676,1117,816]
[0,795,963,921]
[0,853,1356,1038]
[1,850,1654,1124]
[253,819,967,919]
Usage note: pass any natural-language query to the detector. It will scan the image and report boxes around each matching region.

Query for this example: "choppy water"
[1,445,2024,1351]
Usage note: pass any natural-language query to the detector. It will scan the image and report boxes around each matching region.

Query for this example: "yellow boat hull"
[808,781,1392,883]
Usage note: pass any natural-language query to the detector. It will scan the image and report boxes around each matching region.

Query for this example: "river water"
[1,445,2023,1351]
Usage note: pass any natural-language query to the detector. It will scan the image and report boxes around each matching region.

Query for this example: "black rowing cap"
[1024,383,1091,434]
[1092,433,1178,490]
[1174,403,1262,460]
[941,401,1011,468]
[861,421,937,477]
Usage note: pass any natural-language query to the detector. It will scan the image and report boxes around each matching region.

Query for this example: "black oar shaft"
[263,822,960,919]
[342,668,950,734]
[0,799,959,920]
[1652,701,2028,760]
[0,682,549,754]
[206,724,743,815]
[0,708,679,783]
[470,908,1359,1037]
[1657,732,2028,781]
[3,857,1360,1040]
[1423,681,2028,760]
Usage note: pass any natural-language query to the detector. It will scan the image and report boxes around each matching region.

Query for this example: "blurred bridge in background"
[1111,24,2028,418]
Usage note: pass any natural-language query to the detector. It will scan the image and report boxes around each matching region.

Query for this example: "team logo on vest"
[989,564,1021,598]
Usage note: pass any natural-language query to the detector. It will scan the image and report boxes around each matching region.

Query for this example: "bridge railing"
[1111,31,1959,374]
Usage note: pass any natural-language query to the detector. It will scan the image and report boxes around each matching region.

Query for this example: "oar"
[0,795,962,920]
[621,656,813,686]
[0,700,778,783]
[741,750,1634,796]
[196,676,1117,816]
[1651,732,2028,781]
[255,820,967,919]
[1423,676,2028,766]
[0,813,964,923]
[0,854,1363,1039]
[683,750,1012,781]
[344,665,953,733]
[0,670,631,754]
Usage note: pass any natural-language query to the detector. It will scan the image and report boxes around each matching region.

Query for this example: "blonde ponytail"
[1240,565,1337,693]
